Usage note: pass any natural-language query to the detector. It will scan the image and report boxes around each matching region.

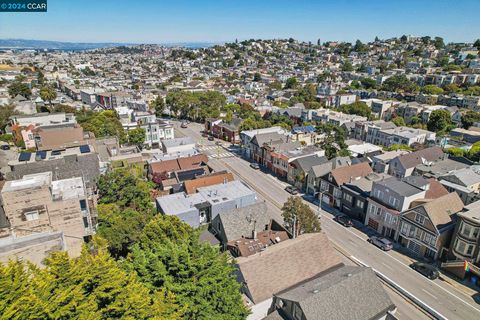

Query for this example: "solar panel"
[35,151,47,160]
[79,145,90,154]
[18,152,32,162]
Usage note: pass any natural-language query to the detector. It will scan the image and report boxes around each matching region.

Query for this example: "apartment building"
[0,172,94,257]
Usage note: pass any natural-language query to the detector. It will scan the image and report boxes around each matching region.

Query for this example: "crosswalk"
[196,145,236,159]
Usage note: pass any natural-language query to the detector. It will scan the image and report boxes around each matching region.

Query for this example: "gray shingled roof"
[291,155,328,173]
[376,177,423,197]
[218,202,283,242]
[276,266,396,320]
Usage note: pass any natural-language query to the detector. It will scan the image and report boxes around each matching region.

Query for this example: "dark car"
[334,215,353,227]
[473,293,480,304]
[367,236,393,251]
[208,136,214,141]
[215,141,223,146]
[202,132,208,137]
[250,162,260,170]
[285,186,299,195]
[410,262,439,280]
[0,145,10,150]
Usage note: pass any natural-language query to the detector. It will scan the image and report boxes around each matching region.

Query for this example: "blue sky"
[1,0,479,43]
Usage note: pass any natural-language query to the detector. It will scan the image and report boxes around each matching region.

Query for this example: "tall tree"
[8,81,31,99]
[0,249,181,320]
[281,196,321,237]
[124,215,249,320]
[150,96,165,117]
[79,110,126,143]
[427,109,453,133]
[461,111,480,129]
[39,85,57,104]
[128,127,146,148]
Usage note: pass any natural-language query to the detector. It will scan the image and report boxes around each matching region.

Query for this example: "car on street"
[334,214,353,227]
[250,162,260,170]
[0,145,10,150]
[473,293,480,304]
[208,136,214,141]
[180,122,188,128]
[410,262,439,280]
[202,132,208,137]
[215,141,222,146]
[367,236,393,251]
[285,186,299,195]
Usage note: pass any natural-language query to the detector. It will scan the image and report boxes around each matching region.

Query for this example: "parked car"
[367,236,393,251]
[250,162,260,170]
[334,214,353,227]
[202,132,208,137]
[410,262,439,280]
[473,293,480,305]
[180,122,188,128]
[215,141,222,146]
[208,136,214,141]
[0,145,10,150]
[285,186,299,195]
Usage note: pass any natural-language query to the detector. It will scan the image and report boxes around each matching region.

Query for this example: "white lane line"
[422,289,438,300]
[381,262,393,270]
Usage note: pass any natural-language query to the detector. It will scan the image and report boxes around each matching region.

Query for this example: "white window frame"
[24,210,39,221]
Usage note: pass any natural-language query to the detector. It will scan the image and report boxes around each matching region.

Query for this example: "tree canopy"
[338,101,371,118]
[166,90,225,121]
[461,111,480,129]
[39,85,57,103]
[281,196,321,237]
[382,75,419,93]
[0,248,181,320]
[124,215,249,320]
[128,127,146,148]
[79,110,126,143]
[427,109,453,133]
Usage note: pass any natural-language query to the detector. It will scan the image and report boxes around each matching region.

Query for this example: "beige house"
[0,172,94,257]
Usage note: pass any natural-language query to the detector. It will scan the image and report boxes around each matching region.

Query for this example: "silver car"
[367,236,393,251]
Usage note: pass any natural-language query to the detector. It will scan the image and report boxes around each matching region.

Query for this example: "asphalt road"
[173,120,480,320]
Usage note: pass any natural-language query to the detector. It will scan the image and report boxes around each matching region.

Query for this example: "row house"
[319,162,373,208]
[445,200,480,279]
[248,132,286,164]
[287,155,328,190]
[398,192,464,260]
[205,118,243,144]
[388,146,444,178]
[305,157,351,197]
[353,120,396,143]
[438,166,480,205]
[371,126,436,147]
[365,176,428,240]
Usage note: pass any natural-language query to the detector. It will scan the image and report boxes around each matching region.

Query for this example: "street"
[173,120,480,320]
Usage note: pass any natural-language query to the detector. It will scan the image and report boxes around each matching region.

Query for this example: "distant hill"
[0,39,133,50]
[0,39,220,50]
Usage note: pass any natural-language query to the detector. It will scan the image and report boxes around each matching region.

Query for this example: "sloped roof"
[330,162,373,186]
[150,154,208,174]
[236,232,343,304]
[397,146,444,169]
[276,266,395,320]
[218,202,282,243]
[291,155,328,173]
[421,192,463,229]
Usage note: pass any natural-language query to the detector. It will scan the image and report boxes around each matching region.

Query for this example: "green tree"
[427,109,453,133]
[284,77,298,89]
[128,127,146,148]
[468,141,480,161]
[79,110,126,143]
[384,144,413,152]
[253,72,262,82]
[338,101,371,118]
[341,60,354,72]
[360,77,377,90]
[0,249,181,320]
[474,39,480,50]
[124,215,249,320]
[443,83,461,94]
[39,85,57,104]
[96,204,155,258]
[150,96,165,117]
[268,80,282,90]
[461,111,480,129]
[434,36,445,49]
[421,85,444,95]
[281,196,321,237]
[0,104,18,131]
[391,116,406,127]
[446,147,465,157]
[8,81,31,99]
[97,168,154,211]
[382,75,419,93]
